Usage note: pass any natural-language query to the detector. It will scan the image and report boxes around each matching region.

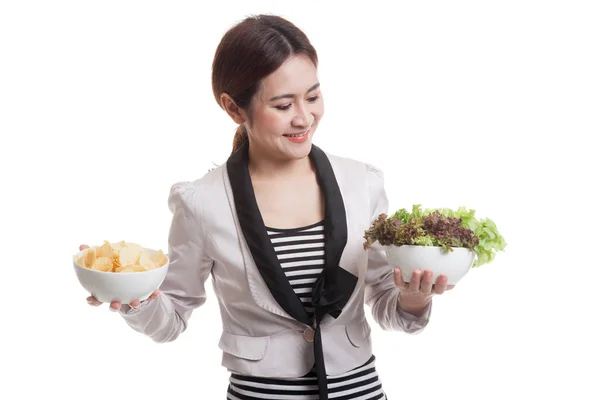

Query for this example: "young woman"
[82,14,452,400]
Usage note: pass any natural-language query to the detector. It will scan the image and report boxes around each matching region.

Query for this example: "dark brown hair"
[211,14,318,153]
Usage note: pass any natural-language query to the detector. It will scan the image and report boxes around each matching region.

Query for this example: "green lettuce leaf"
[363,204,507,267]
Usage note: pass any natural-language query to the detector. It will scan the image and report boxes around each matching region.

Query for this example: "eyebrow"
[269,83,320,101]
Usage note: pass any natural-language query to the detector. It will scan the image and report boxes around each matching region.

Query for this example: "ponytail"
[232,124,248,153]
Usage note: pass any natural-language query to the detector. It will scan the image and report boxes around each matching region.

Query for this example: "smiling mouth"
[283,127,311,138]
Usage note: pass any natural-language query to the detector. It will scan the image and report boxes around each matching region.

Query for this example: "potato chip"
[117,264,147,273]
[91,256,113,272]
[75,241,167,273]
[110,241,126,253]
[139,251,156,270]
[96,241,113,259]
[84,247,97,268]
[112,251,122,269]
[118,242,143,266]
[152,250,168,268]
[74,252,85,267]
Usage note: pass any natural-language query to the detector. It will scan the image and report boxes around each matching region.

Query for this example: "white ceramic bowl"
[384,245,476,286]
[72,247,169,304]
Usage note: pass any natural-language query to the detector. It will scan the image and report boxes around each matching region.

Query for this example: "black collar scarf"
[226,140,358,400]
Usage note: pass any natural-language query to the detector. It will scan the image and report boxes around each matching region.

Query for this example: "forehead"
[259,55,318,99]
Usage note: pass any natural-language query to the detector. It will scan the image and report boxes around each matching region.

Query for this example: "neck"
[248,146,313,180]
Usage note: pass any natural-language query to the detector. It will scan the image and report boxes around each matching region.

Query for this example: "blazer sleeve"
[363,164,432,334]
[118,181,214,342]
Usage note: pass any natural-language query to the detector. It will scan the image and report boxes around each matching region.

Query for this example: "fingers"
[129,299,141,309]
[393,268,407,290]
[408,269,435,294]
[395,267,426,293]
[79,244,89,251]
[395,268,450,295]
[85,289,161,312]
[130,289,161,308]
[86,295,102,307]
[86,296,121,311]
[420,269,434,294]
[433,274,449,294]
[408,269,422,293]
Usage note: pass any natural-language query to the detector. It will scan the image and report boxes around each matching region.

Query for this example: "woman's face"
[246,54,324,161]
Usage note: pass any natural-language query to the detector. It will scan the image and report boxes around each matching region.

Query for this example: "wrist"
[397,294,432,316]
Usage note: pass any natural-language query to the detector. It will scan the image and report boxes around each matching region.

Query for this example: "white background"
[1,1,598,399]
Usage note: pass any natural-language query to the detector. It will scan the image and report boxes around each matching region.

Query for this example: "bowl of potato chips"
[73,241,169,304]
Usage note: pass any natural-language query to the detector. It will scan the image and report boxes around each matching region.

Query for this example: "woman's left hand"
[393,267,454,315]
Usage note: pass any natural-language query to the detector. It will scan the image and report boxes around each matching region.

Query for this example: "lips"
[283,126,311,138]
[283,126,312,144]
[284,132,307,138]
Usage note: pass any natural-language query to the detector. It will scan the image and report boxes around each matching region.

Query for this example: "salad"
[363,204,507,267]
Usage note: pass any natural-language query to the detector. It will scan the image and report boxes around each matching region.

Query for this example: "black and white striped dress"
[227,221,388,400]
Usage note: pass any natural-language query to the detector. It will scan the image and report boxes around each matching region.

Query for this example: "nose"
[291,103,313,128]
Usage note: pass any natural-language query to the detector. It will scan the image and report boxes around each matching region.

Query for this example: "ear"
[220,93,248,125]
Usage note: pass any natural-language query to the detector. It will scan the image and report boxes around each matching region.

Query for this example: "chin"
[282,145,310,161]
[289,138,315,158]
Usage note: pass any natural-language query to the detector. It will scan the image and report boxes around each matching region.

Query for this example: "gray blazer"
[119,142,431,391]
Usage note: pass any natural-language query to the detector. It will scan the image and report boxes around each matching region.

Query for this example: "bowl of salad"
[363,205,507,285]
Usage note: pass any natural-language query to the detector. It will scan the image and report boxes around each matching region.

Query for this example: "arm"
[118,181,214,343]
[363,164,432,334]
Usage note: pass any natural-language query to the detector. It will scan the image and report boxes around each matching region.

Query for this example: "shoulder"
[321,150,387,214]
[323,150,364,169]
[323,149,385,182]
[167,165,225,215]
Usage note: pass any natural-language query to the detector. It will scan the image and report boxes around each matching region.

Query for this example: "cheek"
[253,110,288,134]
[313,103,324,122]
[312,95,325,117]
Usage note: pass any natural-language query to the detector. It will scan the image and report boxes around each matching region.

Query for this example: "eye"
[275,104,292,111]
[307,95,320,102]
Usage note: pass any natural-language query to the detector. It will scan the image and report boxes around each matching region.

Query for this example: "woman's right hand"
[79,244,161,312]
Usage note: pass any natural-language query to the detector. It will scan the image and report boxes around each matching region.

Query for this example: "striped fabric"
[267,221,326,320]
[227,355,387,400]
[226,221,387,399]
